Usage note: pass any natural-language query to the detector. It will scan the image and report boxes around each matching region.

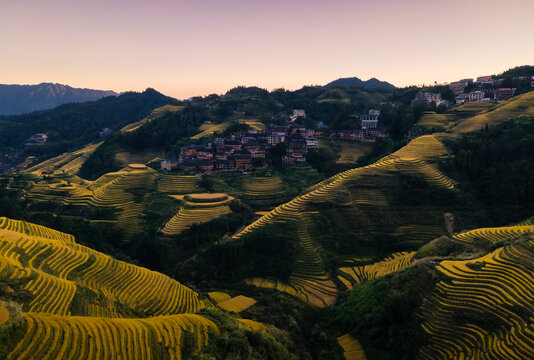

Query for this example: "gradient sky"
[1,0,533,99]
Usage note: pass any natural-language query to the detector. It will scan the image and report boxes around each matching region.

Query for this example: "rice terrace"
[1,3,533,356]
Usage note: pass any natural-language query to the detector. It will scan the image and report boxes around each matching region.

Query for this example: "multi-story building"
[494,88,516,101]
[268,134,285,146]
[413,92,442,105]
[305,138,318,150]
[476,75,493,83]
[449,81,465,95]
[467,91,485,102]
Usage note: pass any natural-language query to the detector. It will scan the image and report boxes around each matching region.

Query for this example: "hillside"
[0,217,308,359]
[0,83,118,116]
[0,89,178,166]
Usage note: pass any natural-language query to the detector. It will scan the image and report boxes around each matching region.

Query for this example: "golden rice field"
[208,291,231,304]
[0,218,224,359]
[7,312,216,360]
[216,295,257,313]
[337,334,367,360]
[240,176,291,208]
[417,112,460,130]
[24,142,103,176]
[336,142,373,165]
[245,278,307,301]
[234,135,450,240]
[191,121,233,139]
[338,251,416,289]
[239,118,265,131]
[0,218,206,317]
[451,91,534,133]
[452,225,534,244]
[245,213,337,307]
[121,104,184,133]
[395,159,456,189]
[25,165,201,236]
[157,175,199,193]
[161,194,233,236]
[0,305,9,325]
[452,101,496,114]
[418,233,534,359]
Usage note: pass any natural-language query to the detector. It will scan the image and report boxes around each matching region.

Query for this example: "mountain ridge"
[324,76,396,89]
[0,82,118,115]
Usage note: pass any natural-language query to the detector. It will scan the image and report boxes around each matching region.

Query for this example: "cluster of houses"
[161,109,390,174]
[413,74,533,107]
[449,76,518,104]
[161,121,322,173]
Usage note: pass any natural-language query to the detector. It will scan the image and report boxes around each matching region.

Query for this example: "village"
[160,109,388,174]
[413,74,534,106]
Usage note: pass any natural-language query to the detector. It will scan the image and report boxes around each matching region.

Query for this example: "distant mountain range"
[324,77,396,90]
[0,83,118,115]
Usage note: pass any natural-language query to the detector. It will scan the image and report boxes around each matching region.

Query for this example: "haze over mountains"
[0,83,118,115]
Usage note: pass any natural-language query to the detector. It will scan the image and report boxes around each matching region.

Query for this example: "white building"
[467,91,485,102]
[360,115,379,129]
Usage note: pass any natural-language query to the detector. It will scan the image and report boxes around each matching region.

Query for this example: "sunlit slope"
[240,176,293,209]
[0,217,206,317]
[234,135,453,240]
[240,135,455,306]
[120,104,184,133]
[6,311,216,360]
[418,232,534,359]
[338,251,416,290]
[451,91,534,133]
[24,165,202,236]
[161,194,233,236]
[24,142,103,176]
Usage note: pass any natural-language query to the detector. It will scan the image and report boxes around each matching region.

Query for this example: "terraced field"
[337,334,366,360]
[239,118,265,131]
[418,233,534,359]
[240,176,292,209]
[216,295,256,313]
[338,251,416,290]
[452,225,534,244]
[235,135,456,306]
[336,142,373,164]
[191,121,233,139]
[24,142,103,176]
[161,194,233,236]
[451,91,534,133]
[121,104,184,133]
[7,312,216,360]
[417,111,460,130]
[157,175,199,193]
[0,218,206,317]
[24,165,203,236]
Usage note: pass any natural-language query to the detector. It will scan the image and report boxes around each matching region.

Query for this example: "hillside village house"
[494,88,516,101]
[476,75,493,83]
[360,109,380,129]
[413,92,444,105]
[467,91,485,102]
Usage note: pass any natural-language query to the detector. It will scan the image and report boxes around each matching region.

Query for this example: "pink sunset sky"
[1,0,533,99]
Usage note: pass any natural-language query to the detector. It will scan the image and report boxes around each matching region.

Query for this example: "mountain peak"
[324,77,396,90]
